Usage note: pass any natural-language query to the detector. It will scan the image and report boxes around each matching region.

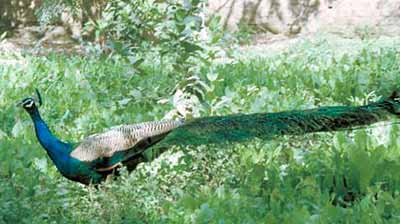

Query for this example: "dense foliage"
[36,0,221,75]
[36,0,225,118]
[1,37,400,223]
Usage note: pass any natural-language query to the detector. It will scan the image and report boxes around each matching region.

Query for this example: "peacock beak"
[15,100,23,107]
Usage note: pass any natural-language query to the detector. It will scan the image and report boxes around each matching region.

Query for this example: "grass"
[1,36,400,223]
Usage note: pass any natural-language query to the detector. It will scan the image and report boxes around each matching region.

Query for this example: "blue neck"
[29,108,71,170]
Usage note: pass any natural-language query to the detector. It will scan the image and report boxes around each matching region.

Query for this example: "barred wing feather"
[70,120,184,162]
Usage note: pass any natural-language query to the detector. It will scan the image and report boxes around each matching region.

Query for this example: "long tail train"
[157,91,400,148]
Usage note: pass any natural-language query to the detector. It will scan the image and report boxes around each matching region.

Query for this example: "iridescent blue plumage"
[23,98,104,184]
[30,107,72,172]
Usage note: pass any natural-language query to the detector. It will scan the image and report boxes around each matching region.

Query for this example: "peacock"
[19,90,400,185]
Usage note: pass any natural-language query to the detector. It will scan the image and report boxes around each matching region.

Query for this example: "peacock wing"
[69,120,184,167]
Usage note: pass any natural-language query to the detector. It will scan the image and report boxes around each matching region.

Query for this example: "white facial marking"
[25,100,34,108]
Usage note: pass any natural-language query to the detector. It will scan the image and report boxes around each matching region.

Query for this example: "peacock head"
[18,89,43,113]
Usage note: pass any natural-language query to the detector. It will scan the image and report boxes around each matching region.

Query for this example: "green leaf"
[181,41,203,53]
[11,120,24,138]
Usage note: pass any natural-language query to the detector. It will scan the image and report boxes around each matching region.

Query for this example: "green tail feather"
[157,91,400,148]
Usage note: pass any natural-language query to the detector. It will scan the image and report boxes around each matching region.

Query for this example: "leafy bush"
[35,0,106,27]
[96,0,211,68]
[37,0,225,119]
